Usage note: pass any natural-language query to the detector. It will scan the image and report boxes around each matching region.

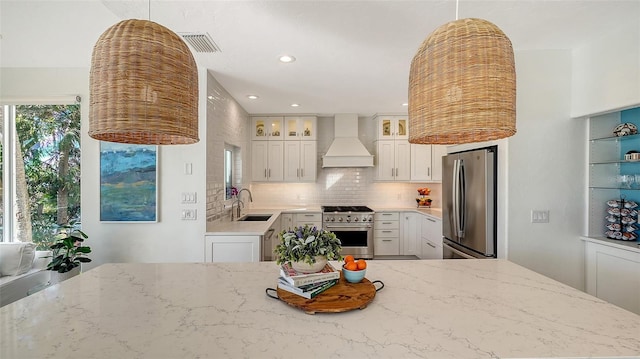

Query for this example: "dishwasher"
[262,217,280,261]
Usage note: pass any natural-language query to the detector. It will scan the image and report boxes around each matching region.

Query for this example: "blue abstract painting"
[100,142,157,222]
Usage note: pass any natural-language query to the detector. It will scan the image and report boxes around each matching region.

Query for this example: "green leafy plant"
[275,225,342,265]
[47,222,91,273]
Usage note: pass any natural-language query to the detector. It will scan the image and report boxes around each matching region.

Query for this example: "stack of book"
[277,262,340,299]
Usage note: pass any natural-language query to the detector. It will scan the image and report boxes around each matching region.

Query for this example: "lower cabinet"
[419,215,442,260]
[374,212,400,255]
[205,235,261,262]
[585,239,640,315]
[402,212,422,257]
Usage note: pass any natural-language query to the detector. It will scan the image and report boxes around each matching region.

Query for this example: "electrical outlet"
[531,210,549,223]
[182,209,197,220]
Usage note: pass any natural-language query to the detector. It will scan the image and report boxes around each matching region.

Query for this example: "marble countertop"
[206,207,442,234]
[2,260,639,358]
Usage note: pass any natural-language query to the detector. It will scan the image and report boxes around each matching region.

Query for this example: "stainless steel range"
[322,206,374,259]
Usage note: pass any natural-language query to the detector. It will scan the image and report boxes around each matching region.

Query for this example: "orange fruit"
[345,261,358,271]
[357,260,367,270]
[344,255,355,263]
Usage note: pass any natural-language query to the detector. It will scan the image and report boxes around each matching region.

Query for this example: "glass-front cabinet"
[251,117,284,140]
[587,108,640,239]
[284,116,317,141]
[376,116,408,140]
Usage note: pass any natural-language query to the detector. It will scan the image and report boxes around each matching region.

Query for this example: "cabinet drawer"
[374,237,400,255]
[295,212,322,222]
[375,212,400,221]
[375,220,399,230]
[375,229,399,238]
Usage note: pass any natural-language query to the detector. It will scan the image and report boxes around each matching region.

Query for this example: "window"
[224,147,234,200]
[1,103,81,249]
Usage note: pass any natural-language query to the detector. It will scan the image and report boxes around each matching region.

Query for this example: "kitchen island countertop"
[1,260,638,358]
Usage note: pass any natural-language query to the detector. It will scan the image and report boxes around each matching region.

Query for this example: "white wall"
[507,50,587,290]
[1,67,209,269]
[571,20,640,117]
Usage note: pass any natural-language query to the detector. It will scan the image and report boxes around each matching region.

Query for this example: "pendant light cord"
[148,0,151,21]
[455,0,459,20]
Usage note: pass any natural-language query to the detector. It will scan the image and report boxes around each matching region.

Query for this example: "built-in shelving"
[587,108,640,240]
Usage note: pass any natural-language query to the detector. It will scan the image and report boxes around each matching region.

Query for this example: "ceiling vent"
[179,33,221,53]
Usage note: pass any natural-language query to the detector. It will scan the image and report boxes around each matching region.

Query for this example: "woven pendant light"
[408,18,516,144]
[89,19,199,145]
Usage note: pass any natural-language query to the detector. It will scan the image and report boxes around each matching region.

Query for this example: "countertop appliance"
[322,206,374,259]
[442,146,497,259]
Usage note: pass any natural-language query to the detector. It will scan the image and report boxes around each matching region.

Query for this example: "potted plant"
[46,222,91,277]
[275,225,342,273]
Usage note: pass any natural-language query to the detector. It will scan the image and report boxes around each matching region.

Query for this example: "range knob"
[346,217,351,222]
[330,217,335,222]
[338,217,343,222]
[353,217,359,222]
[367,216,373,222]
[325,217,330,222]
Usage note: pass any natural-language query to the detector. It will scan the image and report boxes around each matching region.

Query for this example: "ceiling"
[1,0,639,116]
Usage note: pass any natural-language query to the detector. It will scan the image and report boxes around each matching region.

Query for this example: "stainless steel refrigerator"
[442,146,497,259]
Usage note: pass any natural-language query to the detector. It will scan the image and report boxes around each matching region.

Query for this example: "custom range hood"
[322,114,374,168]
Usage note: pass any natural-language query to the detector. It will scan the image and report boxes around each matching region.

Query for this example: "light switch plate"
[181,192,197,204]
[531,210,549,223]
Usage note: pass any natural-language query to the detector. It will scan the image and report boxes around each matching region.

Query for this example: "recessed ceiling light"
[290,103,300,107]
[247,95,259,100]
[207,95,214,100]
[402,103,408,106]
[279,55,296,63]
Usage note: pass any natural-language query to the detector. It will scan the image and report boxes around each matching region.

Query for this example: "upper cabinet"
[410,144,447,182]
[251,116,317,183]
[284,116,317,141]
[376,115,408,140]
[251,117,284,141]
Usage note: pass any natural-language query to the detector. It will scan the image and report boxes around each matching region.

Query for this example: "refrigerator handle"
[458,159,466,238]
[452,159,460,242]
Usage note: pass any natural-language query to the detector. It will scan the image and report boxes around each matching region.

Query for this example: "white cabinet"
[585,239,640,315]
[284,116,317,141]
[294,212,322,228]
[420,215,443,259]
[280,213,294,230]
[251,141,284,181]
[205,235,261,262]
[411,144,447,182]
[374,212,400,255]
[283,141,317,182]
[279,212,322,230]
[376,140,411,181]
[251,117,284,140]
[375,115,408,140]
[402,212,421,257]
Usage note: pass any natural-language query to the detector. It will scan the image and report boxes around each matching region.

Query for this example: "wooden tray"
[266,272,384,314]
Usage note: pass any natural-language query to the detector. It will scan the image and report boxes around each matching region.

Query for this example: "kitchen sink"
[237,214,272,221]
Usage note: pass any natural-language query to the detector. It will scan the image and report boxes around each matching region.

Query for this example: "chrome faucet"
[233,188,253,220]
[232,198,244,221]
[238,188,253,202]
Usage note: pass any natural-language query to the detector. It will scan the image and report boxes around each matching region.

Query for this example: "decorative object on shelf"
[408,9,516,145]
[613,122,638,137]
[605,198,638,241]
[625,150,640,161]
[89,19,198,145]
[416,187,432,208]
[275,225,342,273]
[45,222,91,274]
